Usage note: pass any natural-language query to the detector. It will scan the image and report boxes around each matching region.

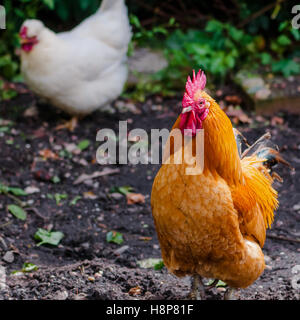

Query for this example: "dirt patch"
[0,91,299,300]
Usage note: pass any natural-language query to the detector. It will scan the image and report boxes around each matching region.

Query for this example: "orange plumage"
[151,71,279,290]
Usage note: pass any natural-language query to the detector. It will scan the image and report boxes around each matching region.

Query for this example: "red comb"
[20,26,28,39]
[185,69,206,98]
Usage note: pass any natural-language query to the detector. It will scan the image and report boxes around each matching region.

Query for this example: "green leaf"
[2,89,17,100]
[5,139,14,145]
[22,262,38,272]
[7,204,27,221]
[34,228,64,246]
[51,176,61,184]
[272,59,300,77]
[69,196,82,205]
[137,258,163,269]
[0,127,10,132]
[260,52,272,65]
[277,35,291,46]
[206,279,227,287]
[42,0,55,10]
[129,14,141,28]
[271,3,281,20]
[110,186,133,196]
[290,28,300,41]
[278,21,289,32]
[106,231,124,245]
[79,0,90,10]
[77,139,90,151]
[154,260,164,270]
[54,193,67,205]
[7,187,27,196]
[216,280,227,287]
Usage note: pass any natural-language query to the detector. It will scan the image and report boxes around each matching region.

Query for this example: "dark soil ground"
[0,89,299,300]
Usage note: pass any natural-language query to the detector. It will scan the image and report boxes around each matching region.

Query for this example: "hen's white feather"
[20,0,131,115]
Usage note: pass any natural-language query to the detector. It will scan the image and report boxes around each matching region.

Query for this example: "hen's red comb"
[185,69,206,98]
[20,26,28,39]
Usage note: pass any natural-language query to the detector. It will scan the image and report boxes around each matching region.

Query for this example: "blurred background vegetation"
[0,0,299,100]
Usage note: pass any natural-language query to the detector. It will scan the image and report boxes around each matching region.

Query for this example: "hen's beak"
[20,37,30,45]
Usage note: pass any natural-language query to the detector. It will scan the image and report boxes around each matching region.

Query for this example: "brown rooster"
[151,70,291,299]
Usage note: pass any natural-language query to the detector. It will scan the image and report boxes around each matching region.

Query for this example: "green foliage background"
[0,0,299,98]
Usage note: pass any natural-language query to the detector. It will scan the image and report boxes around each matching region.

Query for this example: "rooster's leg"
[224,287,236,300]
[55,116,78,132]
[190,275,206,300]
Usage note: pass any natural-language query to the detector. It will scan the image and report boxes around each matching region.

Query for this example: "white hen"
[20,0,131,116]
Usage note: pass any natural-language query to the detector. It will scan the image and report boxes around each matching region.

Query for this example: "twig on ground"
[0,221,13,229]
[267,233,300,244]
[25,207,48,221]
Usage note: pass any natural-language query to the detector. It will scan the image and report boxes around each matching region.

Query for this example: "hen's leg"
[190,275,206,300]
[55,117,78,132]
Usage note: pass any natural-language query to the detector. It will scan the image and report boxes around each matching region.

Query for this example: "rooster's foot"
[189,274,206,300]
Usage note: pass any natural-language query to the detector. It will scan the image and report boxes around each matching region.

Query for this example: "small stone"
[255,88,271,100]
[0,237,7,250]
[81,242,90,250]
[88,276,95,282]
[23,105,39,117]
[53,290,68,300]
[3,251,14,263]
[94,271,103,279]
[110,193,123,200]
[83,179,94,187]
[113,245,129,256]
[293,204,300,211]
[24,186,40,194]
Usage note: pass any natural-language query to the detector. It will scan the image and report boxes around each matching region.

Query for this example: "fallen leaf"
[39,149,59,160]
[77,140,90,151]
[73,168,120,185]
[139,236,152,241]
[83,191,98,200]
[226,106,252,124]
[23,105,38,117]
[7,205,27,221]
[106,231,124,245]
[69,196,82,205]
[128,286,141,296]
[31,127,47,139]
[225,95,242,105]
[34,170,52,182]
[126,193,145,205]
[34,228,64,246]
[271,116,284,126]
[110,186,133,195]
